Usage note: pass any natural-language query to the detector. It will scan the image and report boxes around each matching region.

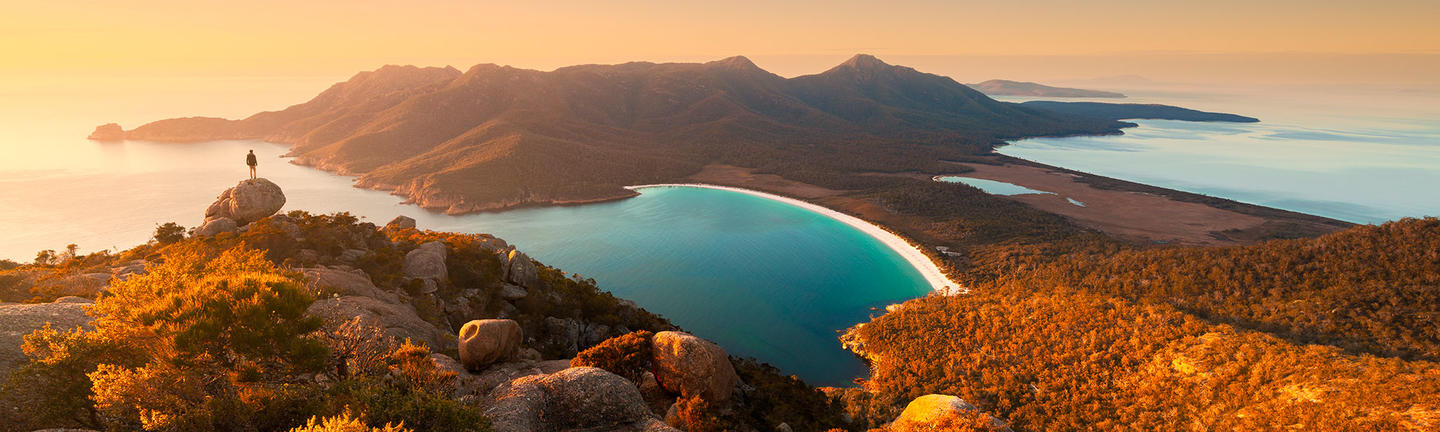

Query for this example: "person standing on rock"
[246,150,258,180]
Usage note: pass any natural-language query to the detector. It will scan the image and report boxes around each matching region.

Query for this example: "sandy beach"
[627,183,964,294]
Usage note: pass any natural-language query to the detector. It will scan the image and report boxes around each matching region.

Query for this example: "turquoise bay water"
[0,137,928,385]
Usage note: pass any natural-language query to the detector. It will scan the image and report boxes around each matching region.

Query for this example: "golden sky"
[2,1,1438,83]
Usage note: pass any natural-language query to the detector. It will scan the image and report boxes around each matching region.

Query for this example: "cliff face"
[106,55,1129,212]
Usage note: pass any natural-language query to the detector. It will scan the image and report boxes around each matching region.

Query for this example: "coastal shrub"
[290,409,413,432]
[0,325,147,430]
[0,270,23,302]
[322,318,399,379]
[387,340,457,395]
[323,378,489,432]
[81,244,328,430]
[33,248,60,266]
[730,358,854,431]
[317,339,485,432]
[153,222,187,245]
[91,245,326,376]
[674,394,725,432]
[571,330,654,381]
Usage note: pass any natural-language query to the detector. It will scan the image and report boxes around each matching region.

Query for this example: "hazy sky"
[3,1,1438,84]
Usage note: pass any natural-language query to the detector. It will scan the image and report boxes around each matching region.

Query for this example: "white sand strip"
[626,183,964,294]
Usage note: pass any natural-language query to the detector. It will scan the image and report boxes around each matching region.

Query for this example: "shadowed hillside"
[111,55,1132,213]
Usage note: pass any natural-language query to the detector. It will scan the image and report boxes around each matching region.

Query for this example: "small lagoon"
[935,176,1055,196]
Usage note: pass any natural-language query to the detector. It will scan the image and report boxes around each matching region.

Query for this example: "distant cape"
[967,79,1126,98]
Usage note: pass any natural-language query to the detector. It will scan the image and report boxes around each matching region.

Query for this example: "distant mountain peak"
[839,54,890,70]
[819,54,912,79]
[711,55,758,68]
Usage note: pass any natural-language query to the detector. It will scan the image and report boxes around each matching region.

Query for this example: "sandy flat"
[952,163,1266,246]
[626,183,963,294]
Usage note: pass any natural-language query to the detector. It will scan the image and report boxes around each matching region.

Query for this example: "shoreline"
[626,183,964,294]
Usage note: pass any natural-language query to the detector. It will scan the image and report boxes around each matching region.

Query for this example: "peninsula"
[967,79,1126,98]
[94,55,1252,216]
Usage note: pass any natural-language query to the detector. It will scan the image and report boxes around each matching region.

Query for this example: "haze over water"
[993,84,1440,224]
[0,81,931,384]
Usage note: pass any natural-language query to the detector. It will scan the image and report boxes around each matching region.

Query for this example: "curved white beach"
[626,184,964,294]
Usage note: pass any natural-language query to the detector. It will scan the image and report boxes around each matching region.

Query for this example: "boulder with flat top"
[204,178,286,226]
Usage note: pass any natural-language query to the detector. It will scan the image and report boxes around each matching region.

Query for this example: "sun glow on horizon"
[2,0,1437,85]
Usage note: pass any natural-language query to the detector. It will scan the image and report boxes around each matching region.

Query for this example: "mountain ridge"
[101,55,1227,214]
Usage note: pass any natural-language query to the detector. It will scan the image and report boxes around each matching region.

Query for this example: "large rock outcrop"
[484,367,677,432]
[503,249,539,287]
[194,217,238,237]
[384,215,417,231]
[299,267,399,304]
[458,319,522,371]
[204,178,286,226]
[889,394,1012,432]
[651,331,738,403]
[0,297,94,375]
[306,295,455,351]
[404,241,448,281]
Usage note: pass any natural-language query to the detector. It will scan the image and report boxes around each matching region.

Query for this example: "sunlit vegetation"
[845,218,1440,430]
[982,217,1440,361]
[571,330,655,381]
[0,243,488,431]
[1,211,865,430]
[850,290,1440,431]
[153,222,187,245]
[289,410,412,432]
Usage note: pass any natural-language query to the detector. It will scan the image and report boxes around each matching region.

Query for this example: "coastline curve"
[626,183,965,294]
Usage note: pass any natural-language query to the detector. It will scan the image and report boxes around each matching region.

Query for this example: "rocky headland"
[0,179,988,431]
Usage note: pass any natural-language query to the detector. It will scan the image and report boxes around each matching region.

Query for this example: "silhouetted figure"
[246,150,258,180]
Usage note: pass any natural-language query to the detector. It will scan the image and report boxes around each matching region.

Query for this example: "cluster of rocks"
[196,178,287,237]
[436,316,742,432]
